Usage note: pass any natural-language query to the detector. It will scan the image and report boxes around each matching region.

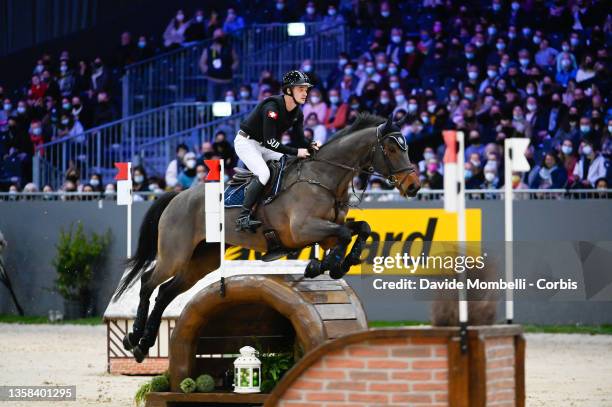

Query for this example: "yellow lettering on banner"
[226,209,482,275]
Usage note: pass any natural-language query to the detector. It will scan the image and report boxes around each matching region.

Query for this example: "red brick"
[373,337,408,346]
[487,379,515,389]
[279,403,320,407]
[367,359,410,369]
[487,358,515,370]
[391,371,431,381]
[392,393,433,403]
[369,382,409,392]
[349,371,388,381]
[413,382,447,391]
[434,346,448,357]
[304,369,346,380]
[325,404,363,407]
[292,379,322,390]
[409,337,445,345]
[305,392,345,402]
[487,347,515,358]
[391,347,431,357]
[326,381,367,391]
[348,392,389,403]
[283,390,303,400]
[413,360,447,369]
[348,345,388,357]
[435,392,449,402]
[325,357,366,369]
[433,370,449,380]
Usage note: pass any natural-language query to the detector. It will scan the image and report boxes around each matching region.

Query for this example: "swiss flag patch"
[267,110,278,120]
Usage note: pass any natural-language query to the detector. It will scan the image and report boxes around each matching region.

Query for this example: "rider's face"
[292,86,309,104]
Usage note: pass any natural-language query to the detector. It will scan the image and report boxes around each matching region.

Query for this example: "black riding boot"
[235,178,265,232]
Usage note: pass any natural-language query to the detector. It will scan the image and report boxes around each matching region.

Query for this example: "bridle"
[306,123,416,204]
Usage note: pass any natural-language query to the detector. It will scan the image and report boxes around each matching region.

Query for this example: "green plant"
[195,374,215,392]
[150,375,170,392]
[259,352,294,393]
[134,381,151,406]
[53,223,110,302]
[179,378,196,393]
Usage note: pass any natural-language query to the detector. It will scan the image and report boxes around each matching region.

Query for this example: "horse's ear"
[383,117,394,133]
[394,114,408,128]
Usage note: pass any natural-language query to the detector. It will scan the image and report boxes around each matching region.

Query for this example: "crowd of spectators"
[1,0,610,198]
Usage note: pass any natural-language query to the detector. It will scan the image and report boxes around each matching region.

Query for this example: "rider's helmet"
[281,70,313,96]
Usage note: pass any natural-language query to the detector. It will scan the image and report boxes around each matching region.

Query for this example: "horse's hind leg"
[122,270,154,351]
[133,242,221,362]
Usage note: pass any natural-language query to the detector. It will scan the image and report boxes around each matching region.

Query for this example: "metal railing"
[3,189,610,202]
[122,22,349,115]
[33,101,258,189]
[240,23,349,87]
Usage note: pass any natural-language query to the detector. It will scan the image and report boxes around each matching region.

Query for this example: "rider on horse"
[234,70,320,232]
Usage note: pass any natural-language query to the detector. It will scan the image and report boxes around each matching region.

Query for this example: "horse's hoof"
[304,260,323,278]
[329,268,345,280]
[133,346,148,363]
[123,333,136,351]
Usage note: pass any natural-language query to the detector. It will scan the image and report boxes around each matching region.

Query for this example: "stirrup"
[235,214,262,232]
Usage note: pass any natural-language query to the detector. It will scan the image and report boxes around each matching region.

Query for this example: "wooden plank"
[468,333,487,407]
[324,320,366,339]
[300,290,351,304]
[146,391,268,404]
[283,274,332,282]
[448,337,470,407]
[293,281,344,291]
[314,303,356,320]
[515,335,526,407]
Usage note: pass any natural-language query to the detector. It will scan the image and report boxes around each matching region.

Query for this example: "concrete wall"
[0,199,611,324]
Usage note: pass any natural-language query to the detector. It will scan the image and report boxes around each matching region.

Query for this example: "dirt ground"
[0,324,611,407]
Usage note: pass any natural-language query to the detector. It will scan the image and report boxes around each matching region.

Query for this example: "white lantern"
[233,346,261,393]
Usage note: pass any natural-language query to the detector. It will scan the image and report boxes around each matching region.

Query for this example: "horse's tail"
[112,191,179,301]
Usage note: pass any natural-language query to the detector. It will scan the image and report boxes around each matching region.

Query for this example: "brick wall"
[485,337,516,407]
[109,357,169,375]
[276,336,449,407]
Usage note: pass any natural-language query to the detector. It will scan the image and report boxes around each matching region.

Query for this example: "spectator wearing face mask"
[524,97,548,136]
[185,10,207,42]
[303,113,327,145]
[163,9,191,49]
[423,159,443,189]
[323,89,348,131]
[321,4,345,30]
[385,27,404,65]
[418,147,436,174]
[300,59,322,89]
[165,143,188,188]
[55,113,84,140]
[28,120,46,155]
[135,36,154,61]
[534,38,559,69]
[301,2,321,23]
[481,161,501,191]
[529,151,567,189]
[92,92,117,127]
[178,152,198,189]
[302,88,327,125]
[268,0,292,23]
[572,140,607,188]
[575,54,596,84]
[57,60,75,98]
[88,173,103,192]
[326,53,350,90]
[131,166,149,201]
[192,164,209,187]
[558,139,578,185]
[462,149,483,187]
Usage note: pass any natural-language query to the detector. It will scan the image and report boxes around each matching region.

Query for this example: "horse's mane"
[325,112,387,145]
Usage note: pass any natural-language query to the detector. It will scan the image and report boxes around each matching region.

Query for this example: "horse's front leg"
[335,221,372,279]
[293,218,352,279]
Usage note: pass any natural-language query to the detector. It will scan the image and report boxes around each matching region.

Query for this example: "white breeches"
[234,133,283,185]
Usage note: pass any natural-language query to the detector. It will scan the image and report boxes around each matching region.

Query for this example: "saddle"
[225,156,296,261]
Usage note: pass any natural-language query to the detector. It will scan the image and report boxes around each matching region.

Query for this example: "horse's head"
[370,118,420,197]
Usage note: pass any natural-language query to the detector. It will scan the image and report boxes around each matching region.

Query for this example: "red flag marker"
[204,159,221,181]
[443,130,457,164]
[115,162,129,180]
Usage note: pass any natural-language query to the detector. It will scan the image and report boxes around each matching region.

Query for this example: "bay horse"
[112,113,420,362]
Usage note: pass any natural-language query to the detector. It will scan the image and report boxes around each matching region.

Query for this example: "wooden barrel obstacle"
[145,274,525,406]
[145,270,369,406]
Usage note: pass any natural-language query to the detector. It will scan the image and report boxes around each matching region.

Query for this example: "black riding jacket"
[239,95,305,155]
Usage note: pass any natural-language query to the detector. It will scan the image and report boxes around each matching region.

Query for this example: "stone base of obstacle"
[147,324,524,406]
